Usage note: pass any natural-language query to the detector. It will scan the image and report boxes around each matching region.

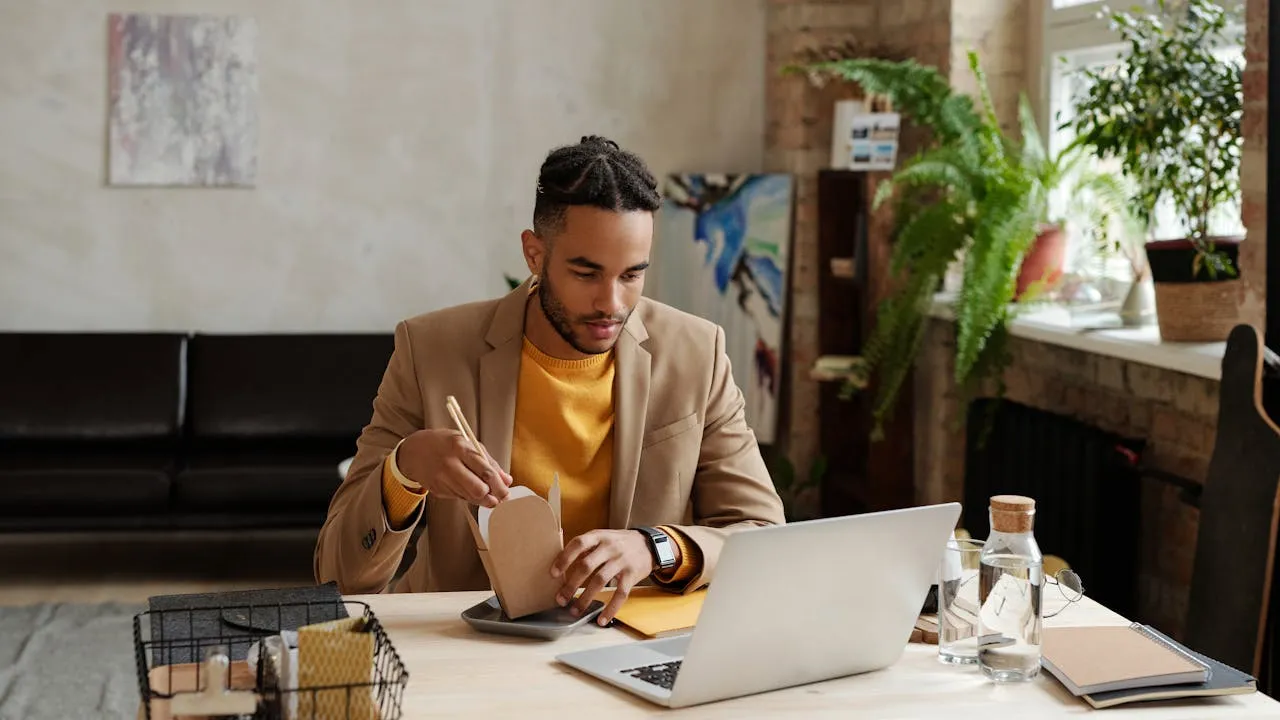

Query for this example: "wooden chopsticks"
[445,395,482,453]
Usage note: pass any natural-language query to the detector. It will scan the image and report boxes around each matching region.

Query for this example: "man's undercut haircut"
[533,135,662,238]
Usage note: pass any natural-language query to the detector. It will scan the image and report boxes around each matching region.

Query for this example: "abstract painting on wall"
[107,13,258,187]
[650,174,794,444]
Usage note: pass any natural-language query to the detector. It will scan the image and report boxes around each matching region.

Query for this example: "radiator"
[962,398,1145,619]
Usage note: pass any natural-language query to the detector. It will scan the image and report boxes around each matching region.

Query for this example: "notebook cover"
[604,586,706,638]
[1042,623,1208,695]
[1082,625,1256,709]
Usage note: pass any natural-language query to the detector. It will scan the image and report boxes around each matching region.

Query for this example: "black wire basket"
[133,599,408,720]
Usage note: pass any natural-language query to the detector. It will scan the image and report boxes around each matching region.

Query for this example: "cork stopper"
[989,494,1035,534]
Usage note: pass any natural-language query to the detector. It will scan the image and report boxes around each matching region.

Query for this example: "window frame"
[1041,0,1245,143]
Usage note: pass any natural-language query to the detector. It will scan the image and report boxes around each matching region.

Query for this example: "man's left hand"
[551,529,655,626]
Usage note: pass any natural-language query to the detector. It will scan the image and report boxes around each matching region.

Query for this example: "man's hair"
[532,135,662,237]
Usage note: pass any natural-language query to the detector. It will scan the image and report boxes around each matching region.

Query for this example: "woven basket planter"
[1146,237,1243,343]
[1152,279,1241,342]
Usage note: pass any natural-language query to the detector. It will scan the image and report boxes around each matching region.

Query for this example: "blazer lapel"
[610,312,650,529]
[477,277,531,473]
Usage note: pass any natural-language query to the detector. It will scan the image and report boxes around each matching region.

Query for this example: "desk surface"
[352,591,1280,718]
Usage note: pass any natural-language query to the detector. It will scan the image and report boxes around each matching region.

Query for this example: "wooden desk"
[353,591,1280,718]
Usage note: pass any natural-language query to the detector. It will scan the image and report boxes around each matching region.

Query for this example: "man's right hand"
[394,429,513,507]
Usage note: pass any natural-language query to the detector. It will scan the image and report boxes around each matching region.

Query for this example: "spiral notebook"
[1043,623,1209,695]
[1043,623,1256,709]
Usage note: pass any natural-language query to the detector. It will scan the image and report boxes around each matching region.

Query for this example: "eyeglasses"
[988,567,1085,620]
[1043,568,1085,619]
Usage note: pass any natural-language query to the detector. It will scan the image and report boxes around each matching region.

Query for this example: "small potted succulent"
[1064,0,1245,341]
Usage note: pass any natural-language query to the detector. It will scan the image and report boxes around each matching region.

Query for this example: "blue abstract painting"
[650,174,794,444]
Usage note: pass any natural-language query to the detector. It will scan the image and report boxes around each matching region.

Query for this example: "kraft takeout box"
[464,479,564,620]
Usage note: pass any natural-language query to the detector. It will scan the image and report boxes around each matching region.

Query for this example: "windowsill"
[927,293,1226,381]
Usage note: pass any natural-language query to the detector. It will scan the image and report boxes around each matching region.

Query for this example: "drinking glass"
[938,538,984,665]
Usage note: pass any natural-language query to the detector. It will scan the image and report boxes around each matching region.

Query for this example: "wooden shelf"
[830,257,856,279]
[816,170,914,518]
[810,354,864,383]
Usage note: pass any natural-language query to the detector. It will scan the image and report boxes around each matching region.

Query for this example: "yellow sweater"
[381,337,698,585]
[509,337,615,543]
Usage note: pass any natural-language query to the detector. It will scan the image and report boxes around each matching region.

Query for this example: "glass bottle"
[977,494,1044,682]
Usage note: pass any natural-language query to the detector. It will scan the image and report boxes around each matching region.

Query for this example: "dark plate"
[460,595,605,640]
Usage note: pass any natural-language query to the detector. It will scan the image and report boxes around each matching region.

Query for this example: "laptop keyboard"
[623,660,682,690]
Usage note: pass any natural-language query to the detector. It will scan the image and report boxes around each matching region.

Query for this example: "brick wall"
[914,0,1267,641]
[765,0,879,474]
[914,319,1218,638]
[768,0,1264,640]
[1240,0,1268,327]
[765,0,1004,474]
[949,0,1029,134]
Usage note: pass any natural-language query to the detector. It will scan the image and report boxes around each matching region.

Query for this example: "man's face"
[527,206,653,355]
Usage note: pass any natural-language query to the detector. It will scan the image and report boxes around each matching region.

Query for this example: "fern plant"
[786,52,1051,437]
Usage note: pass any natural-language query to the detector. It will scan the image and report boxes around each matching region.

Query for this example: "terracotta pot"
[1015,225,1067,300]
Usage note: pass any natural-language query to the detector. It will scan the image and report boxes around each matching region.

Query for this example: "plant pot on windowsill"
[1145,236,1243,342]
[1015,224,1067,301]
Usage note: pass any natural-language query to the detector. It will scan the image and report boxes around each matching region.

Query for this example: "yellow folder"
[599,586,707,638]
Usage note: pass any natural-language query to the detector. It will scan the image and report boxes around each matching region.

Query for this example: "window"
[1040,0,1245,281]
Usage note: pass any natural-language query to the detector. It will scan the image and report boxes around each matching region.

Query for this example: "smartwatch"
[634,526,677,571]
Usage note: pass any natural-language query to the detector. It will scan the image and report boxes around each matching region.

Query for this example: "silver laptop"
[555,502,961,708]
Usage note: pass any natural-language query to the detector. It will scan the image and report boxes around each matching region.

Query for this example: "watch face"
[655,537,677,567]
[637,527,677,568]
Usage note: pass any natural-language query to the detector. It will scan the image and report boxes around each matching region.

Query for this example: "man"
[315,135,786,627]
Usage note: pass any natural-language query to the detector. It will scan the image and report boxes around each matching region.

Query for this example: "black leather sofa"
[0,332,392,531]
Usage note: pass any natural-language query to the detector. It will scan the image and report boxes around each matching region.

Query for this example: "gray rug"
[0,601,146,720]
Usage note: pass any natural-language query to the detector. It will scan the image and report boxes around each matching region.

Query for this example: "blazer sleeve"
[314,320,427,595]
[659,324,787,593]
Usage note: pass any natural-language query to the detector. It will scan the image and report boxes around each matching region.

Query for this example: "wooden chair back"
[1185,324,1280,687]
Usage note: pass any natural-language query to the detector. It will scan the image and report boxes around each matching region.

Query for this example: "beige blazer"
[314,278,786,595]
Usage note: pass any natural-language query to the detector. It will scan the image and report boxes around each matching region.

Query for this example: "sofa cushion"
[0,469,170,515]
[2,444,177,472]
[0,333,185,442]
[173,467,341,512]
[174,441,348,511]
[185,333,393,442]
[0,443,175,514]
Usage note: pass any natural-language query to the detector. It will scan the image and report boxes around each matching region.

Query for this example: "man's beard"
[537,270,629,355]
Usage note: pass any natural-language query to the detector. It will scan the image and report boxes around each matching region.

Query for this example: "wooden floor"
[0,528,319,606]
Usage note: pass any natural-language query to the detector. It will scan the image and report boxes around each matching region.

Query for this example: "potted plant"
[1064,0,1245,341]
[785,51,1060,436]
[1018,104,1138,302]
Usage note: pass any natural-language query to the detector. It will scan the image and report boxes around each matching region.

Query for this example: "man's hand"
[394,428,512,507]
[551,530,659,626]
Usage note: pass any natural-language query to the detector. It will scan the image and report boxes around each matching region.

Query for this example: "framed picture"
[107,13,258,187]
